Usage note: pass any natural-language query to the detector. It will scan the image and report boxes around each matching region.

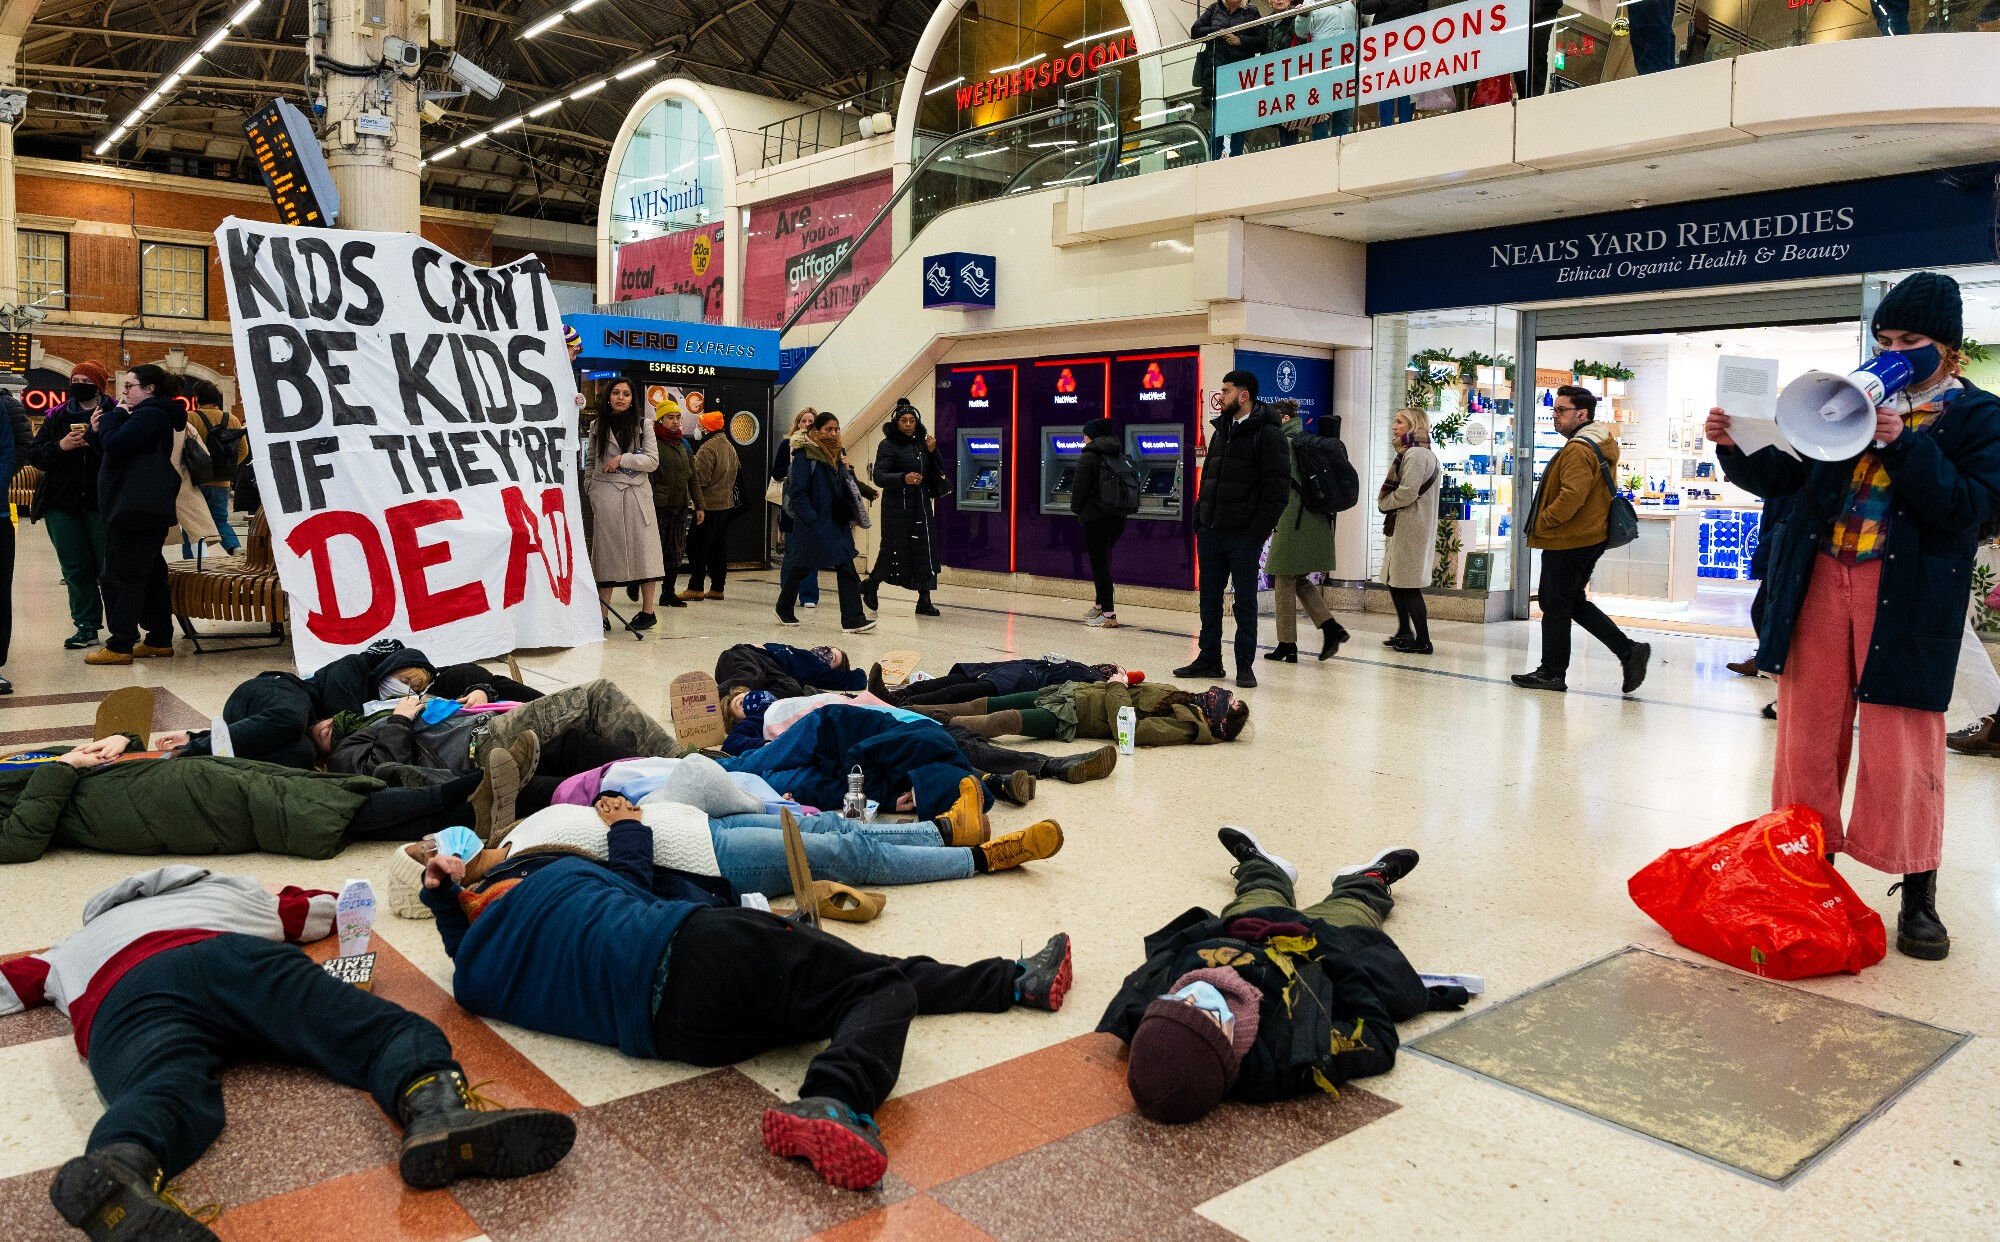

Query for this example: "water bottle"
[841,766,868,820]
[1116,705,1137,755]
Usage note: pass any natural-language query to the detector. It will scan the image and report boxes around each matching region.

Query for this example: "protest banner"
[217,217,602,673]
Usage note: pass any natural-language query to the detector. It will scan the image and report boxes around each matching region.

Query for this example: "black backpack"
[1291,434,1359,518]
[1100,452,1142,517]
[1579,437,1639,549]
[192,408,246,485]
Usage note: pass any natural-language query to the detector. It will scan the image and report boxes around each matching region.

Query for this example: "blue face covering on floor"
[1165,980,1234,1028]
[433,825,484,861]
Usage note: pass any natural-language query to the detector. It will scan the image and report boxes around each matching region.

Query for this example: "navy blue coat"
[783,445,857,570]
[720,704,988,821]
[1718,381,2000,712]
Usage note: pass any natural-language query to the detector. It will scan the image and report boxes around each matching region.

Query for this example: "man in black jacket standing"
[28,363,114,652]
[1178,370,1291,688]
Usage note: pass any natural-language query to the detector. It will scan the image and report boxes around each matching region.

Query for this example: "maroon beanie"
[1126,999,1239,1124]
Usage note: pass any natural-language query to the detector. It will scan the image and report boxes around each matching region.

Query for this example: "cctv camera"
[444,52,503,101]
[383,35,424,70]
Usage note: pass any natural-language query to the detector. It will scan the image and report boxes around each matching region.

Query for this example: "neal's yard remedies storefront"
[1361,164,2000,633]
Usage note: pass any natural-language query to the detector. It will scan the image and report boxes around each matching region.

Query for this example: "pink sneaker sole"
[760,1109,888,1190]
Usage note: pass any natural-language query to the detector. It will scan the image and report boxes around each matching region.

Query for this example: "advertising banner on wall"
[1212,0,1526,137]
[613,222,725,322]
[742,175,893,328]
[217,218,601,673]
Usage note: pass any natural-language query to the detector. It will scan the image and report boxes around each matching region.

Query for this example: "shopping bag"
[1627,805,1886,979]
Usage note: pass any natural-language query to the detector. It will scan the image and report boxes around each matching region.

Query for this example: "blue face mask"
[1881,342,1943,385]
[433,825,484,861]
[1166,980,1234,1029]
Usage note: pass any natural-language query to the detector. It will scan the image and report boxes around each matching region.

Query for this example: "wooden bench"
[167,510,289,653]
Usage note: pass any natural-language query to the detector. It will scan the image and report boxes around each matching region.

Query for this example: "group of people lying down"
[5,807,1457,1238]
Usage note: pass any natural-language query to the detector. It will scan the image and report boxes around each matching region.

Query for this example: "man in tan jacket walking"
[1513,386,1650,695]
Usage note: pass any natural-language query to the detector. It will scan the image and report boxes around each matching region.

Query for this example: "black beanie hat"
[1082,417,1116,439]
[1126,999,1239,1123]
[1872,271,1963,349]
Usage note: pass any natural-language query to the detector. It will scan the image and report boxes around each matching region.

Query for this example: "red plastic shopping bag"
[1627,806,1886,979]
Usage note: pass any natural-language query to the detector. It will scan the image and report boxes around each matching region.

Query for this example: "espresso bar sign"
[1365,165,2000,314]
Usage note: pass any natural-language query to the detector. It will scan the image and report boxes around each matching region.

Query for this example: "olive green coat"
[0,751,382,864]
[1264,418,1338,578]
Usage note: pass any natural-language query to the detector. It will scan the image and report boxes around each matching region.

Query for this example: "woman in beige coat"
[170,418,220,554]
[1376,407,1439,655]
[583,378,664,632]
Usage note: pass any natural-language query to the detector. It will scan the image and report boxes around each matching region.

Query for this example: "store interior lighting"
[94,0,260,154]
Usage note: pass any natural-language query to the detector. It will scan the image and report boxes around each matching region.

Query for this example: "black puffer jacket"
[182,645,437,768]
[1071,430,1129,523]
[869,421,942,589]
[1196,402,1292,536]
[26,397,109,519]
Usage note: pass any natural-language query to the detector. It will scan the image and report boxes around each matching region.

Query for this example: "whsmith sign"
[1365,164,2000,314]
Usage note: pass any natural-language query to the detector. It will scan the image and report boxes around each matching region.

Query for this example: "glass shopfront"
[608,99,724,248]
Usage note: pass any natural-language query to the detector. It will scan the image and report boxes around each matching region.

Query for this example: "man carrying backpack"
[1265,400,1354,662]
[1071,417,1141,628]
[184,380,247,557]
[1512,385,1650,695]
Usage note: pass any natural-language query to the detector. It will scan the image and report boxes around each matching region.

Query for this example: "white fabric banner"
[217,217,600,673]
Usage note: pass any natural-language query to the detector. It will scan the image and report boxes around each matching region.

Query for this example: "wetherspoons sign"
[1215,0,1526,138]
[1364,165,2000,314]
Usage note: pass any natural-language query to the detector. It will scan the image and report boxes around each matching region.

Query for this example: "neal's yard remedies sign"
[218,218,602,673]
[1366,165,2000,314]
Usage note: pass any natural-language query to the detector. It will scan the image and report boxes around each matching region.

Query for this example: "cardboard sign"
[321,951,376,991]
[217,218,603,673]
[875,649,921,688]
[669,670,726,751]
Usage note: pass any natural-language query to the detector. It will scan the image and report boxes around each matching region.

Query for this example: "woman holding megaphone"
[1704,271,2000,962]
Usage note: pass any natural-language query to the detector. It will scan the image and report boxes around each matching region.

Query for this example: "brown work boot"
[133,643,176,659]
[1946,715,2000,756]
[976,820,1064,872]
[473,748,522,844]
[84,647,134,666]
[937,775,989,846]
[505,729,541,782]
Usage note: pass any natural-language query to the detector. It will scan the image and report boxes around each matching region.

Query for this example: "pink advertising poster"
[613,222,725,322]
[742,174,893,329]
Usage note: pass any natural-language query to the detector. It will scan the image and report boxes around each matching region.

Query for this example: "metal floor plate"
[1410,947,1968,1185]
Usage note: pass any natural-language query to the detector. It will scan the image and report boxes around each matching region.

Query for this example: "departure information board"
[243,98,339,228]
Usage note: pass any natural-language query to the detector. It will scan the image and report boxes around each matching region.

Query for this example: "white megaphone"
[1775,350,1918,462]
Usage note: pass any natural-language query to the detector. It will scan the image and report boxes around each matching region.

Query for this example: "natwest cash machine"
[933,364,1014,573]
[1107,351,1198,590]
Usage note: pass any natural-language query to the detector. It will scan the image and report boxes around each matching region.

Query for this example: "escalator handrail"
[1000,120,1211,194]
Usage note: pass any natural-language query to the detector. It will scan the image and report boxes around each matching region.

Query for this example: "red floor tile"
[213,1163,482,1242]
[873,1080,1050,1191]
[954,1032,1135,1142]
[809,1194,999,1242]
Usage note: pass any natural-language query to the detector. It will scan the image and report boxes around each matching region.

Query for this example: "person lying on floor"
[327,678,680,827]
[916,679,1249,747]
[1,864,574,1242]
[385,775,1061,919]
[720,688,1120,799]
[419,794,1072,1190]
[721,703,994,821]
[0,735,483,864]
[165,642,543,770]
[715,642,864,699]
[1098,830,1468,1123]
[868,655,1119,706]
[552,753,796,814]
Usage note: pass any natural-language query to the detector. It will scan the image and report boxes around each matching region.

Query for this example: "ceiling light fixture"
[94,0,261,155]
[1062,25,1129,48]
[923,75,964,95]
[615,58,657,79]
[521,13,563,37]
[569,79,606,100]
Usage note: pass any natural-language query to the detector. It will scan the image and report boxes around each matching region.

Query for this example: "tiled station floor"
[0,533,1994,1240]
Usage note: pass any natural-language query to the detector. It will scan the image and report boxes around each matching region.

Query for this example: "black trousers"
[1196,528,1264,670]
[945,721,1067,779]
[86,934,459,1177]
[1535,543,1633,676]
[684,507,737,592]
[345,775,481,841]
[894,673,999,707]
[1082,517,1124,613]
[431,663,544,703]
[1389,587,1429,643]
[0,512,14,666]
[652,908,1018,1113]
[102,521,173,654]
[779,562,864,628]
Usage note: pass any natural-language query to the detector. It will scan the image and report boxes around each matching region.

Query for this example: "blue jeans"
[1377,96,1415,126]
[181,485,239,556]
[1627,0,1678,73]
[708,811,970,896]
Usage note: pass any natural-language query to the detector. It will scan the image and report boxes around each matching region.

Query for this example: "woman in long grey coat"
[1376,406,1439,654]
[583,378,664,633]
